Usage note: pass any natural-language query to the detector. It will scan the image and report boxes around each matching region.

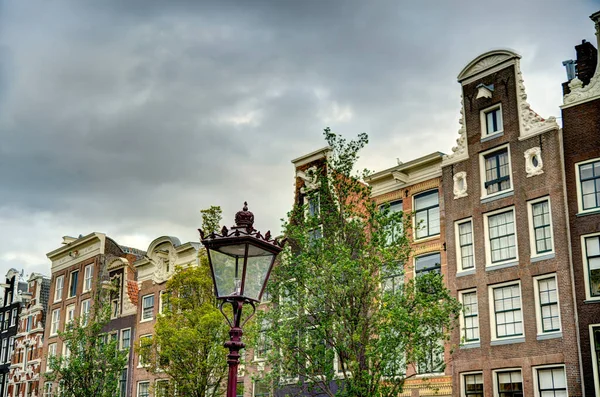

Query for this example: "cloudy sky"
[1,0,598,278]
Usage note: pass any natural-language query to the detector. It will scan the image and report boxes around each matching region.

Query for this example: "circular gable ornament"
[524,147,543,177]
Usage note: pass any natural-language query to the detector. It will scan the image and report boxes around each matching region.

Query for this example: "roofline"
[366,152,445,182]
[457,48,521,82]
[291,146,331,166]
[46,232,106,260]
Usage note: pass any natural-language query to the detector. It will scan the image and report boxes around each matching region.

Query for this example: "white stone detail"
[453,171,468,199]
[297,166,320,193]
[442,95,468,166]
[524,147,544,177]
[459,54,512,81]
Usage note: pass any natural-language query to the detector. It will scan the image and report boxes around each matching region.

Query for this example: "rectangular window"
[462,372,483,397]
[382,262,404,295]
[10,309,17,327]
[83,265,93,292]
[119,369,127,397]
[138,335,152,367]
[43,382,53,397]
[461,290,479,343]
[414,190,440,239]
[3,312,8,330]
[142,295,154,321]
[307,194,320,218]
[584,234,600,299]
[415,252,441,276]
[66,305,75,325]
[534,366,567,397]
[491,283,523,339]
[495,370,523,397]
[482,146,512,197]
[137,382,150,397]
[483,105,503,136]
[7,337,14,360]
[255,319,271,360]
[26,315,32,332]
[54,276,64,303]
[121,328,131,351]
[486,208,517,265]
[528,198,553,256]
[416,331,444,375]
[591,325,600,394]
[81,300,91,325]
[46,343,57,372]
[50,309,60,336]
[578,159,600,211]
[0,339,6,362]
[456,219,475,271]
[534,275,561,334]
[253,381,270,397]
[155,380,169,397]
[381,200,404,245]
[236,382,245,397]
[68,271,78,298]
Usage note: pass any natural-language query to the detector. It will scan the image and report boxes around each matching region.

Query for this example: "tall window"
[137,382,149,397]
[382,200,403,245]
[491,283,523,339]
[54,276,64,303]
[121,329,131,351]
[382,262,404,295]
[10,309,17,327]
[43,382,53,397]
[463,372,483,397]
[414,190,440,239]
[416,331,444,374]
[535,367,567,397]
[142,295,154,321]
[50,309,60,336]
[83,265,93,292]
[119,369,127,397]
[483,105,503,136]
[415,252,441,276]
[579,159,600,211]
[529,198,553,255]
[2,312,8,330]
[456,219,474,271]
[7,337,14,360]
[155,380,170,397]
[66,305,75,325]
[0,339,7,363]
[253,381,270,397]
[68,271,78,298]
[584,235,600,299]
[483,148,511,196]
[307,194,320,218]
[461,291,479,343]
[255,320,270,360]
[46,343,57,372]
[486,209,517,265]
[535,276,560,334]
[496,370,523,397]
[138,335,152,367]
[81,300,91,325]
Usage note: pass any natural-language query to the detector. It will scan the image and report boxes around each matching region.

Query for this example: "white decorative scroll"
[297,166,320,193]
[442,95,468,166]
[524,147,544,177]
[453,171,468,199]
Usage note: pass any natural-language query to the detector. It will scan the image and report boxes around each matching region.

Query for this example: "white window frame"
[46,343,57,372]
[136,381,150,397]
[66,305,75,325]
[527,196,555,258]
[83,264,93,293]
[479,143,513,200]
[461,371,484,397]
[575,157,600,214]
[488,280,524,342]
[483,206,518,268]
[532,274,561,337]
[492,368,523,397]
[459,289,479,345]
[120,328,131,351]
[68,271,78,298]
[532,364,568,397]
[10,309,17,327]
[582,231,600,301]
[138,335,152,368]
[480,103,504,138]
[455,218,475,273]
[253,380,271,397]
[590,324,600,396]
[50,309,60,336]
[54,276,64,303]
[141,294,154,322]
[81,299,91,325]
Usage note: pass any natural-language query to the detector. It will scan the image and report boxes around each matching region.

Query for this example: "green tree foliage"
[201,206,223,234]
[137,251,229,397]
[257,128,461,397]
[45,293,128,397]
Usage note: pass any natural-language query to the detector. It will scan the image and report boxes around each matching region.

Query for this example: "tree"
[136,206,229,397]
[45,292,128,397]
[257,128,461,397]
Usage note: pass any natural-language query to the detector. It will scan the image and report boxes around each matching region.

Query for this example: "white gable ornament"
[524,147,544,177]
[297,166,320,193]
[453,171,468,199]
[442,95,469,166]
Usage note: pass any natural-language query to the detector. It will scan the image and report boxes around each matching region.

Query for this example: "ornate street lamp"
[199,202,285,397]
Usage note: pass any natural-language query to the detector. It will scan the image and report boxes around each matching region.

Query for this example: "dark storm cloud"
[0,0,598,275]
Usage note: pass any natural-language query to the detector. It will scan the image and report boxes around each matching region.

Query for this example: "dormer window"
[481,104,503,138]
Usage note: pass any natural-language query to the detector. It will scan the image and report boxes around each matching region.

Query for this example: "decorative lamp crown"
[234,202,254,229]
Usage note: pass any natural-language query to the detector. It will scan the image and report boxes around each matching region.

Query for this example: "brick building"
[41,233,142,397]
[367,152,451,396]
[131,236,201,397]
[7,272,50,397]
[0,269,28,397]
[441,49,581,396]
[560,11,600,396]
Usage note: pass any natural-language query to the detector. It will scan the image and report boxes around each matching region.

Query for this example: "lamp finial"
[235,202,254,229]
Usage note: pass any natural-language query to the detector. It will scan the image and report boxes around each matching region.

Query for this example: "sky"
[1,0,599,278]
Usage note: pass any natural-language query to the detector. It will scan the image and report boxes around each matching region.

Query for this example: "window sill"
[460,342,480,349]
[415,372,445,378]
[490,337,525,346]
[576,208,600,217]
[457,269,476,277]
[413,234,441,244]
[481,131,504,142]
[537,332,562,340]
[480,190,514,204]
[531,253,555,263]
[584,299,600,304]
[486,260,519,271]
[140,318,154,323]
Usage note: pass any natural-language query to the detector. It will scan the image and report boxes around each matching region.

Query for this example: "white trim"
[141,294,154,322]
[67,270,78,298]
[455,218,475,274]
[480,103,504,138]
[479,144,514,201]
[532,274,561,337]
[575,157,600,214]
[137,335,152,368]
[492,368,523,397]
[136,381,150,397]
[532,364,568,397]
[581,231,600,301]
[527,196,555,259]
[53,276,64,303]
[50,309,60,336]
[590,324,600,396]
[412,188,441,241]
[80,299,91,325]
[488,280,524,342]
[460,371,483,397]
[83,264,93,293]
[458,288,479,345]
[483,206,519,268]
[120,328,132,351]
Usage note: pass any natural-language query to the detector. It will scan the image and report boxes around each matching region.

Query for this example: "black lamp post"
[200,202,285,397]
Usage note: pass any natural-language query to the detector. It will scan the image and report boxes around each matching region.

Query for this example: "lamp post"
[200,202,285,397]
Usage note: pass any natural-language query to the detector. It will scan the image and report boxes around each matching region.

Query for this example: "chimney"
[562,59,576,80]
[575,39,598,86]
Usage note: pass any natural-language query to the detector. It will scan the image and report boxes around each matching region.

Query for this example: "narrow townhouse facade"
[560,10,600,396]
[41,233,142,397]
[441,49,581,396]
[7,273,50,397]
[131,236,200,397]
[367,152,452,397]
[0,269,28,397]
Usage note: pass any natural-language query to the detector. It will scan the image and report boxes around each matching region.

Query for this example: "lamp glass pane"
[209,247,245,297]
[243,246,275,301]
